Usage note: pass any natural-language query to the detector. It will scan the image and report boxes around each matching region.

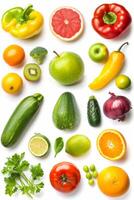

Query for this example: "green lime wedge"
[28,134,50,157]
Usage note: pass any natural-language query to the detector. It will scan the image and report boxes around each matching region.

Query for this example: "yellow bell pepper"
[2,5,44,39]
[89,42,128,90]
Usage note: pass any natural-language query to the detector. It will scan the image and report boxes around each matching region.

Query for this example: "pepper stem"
[103,12,117,25]
[20,5,33,22]
[118,42,129,52]
[53,51,60,57]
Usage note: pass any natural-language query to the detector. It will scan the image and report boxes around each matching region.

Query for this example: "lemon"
[28,134,50,157]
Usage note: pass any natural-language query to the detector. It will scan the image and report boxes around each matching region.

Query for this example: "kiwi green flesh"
[24,64,41,81]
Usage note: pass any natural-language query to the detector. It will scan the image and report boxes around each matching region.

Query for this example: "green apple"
[49,51,84,85]
[88,43,109,62]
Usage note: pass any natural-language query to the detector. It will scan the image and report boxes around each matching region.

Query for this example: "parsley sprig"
[2,152,44,198]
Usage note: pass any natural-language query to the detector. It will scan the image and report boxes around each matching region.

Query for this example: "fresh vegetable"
[2,152,44,198]
[103,92,131,121]
[2,73,23,94]
[87,96,101,127]
[50,7,84,41]
[92,3,132,39]
[97,129,126,161]
[49,51,84,85]
[1,93,43,147]
[115,74,131,89]
[23,63,41,82]
[83,164,98,186]
[65,134,91,157]
[54,137,64,157]
[89,42,128,90]
[3,44,25,67]
[30,47,48,65]
[98,166,130,197]
[28,134,50,157]
[50,162,81,193]
[2,5,44,39]
[88,43,109,63]
[53,92,80,130]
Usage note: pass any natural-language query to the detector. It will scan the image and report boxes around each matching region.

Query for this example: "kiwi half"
[23,63,41,81]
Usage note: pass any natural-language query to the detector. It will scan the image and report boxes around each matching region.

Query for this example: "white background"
[0,0,134,199]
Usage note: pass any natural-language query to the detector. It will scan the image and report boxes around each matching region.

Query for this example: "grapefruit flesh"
[50,7,84,41]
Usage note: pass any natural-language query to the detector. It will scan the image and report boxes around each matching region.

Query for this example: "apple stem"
[53,51,60,57]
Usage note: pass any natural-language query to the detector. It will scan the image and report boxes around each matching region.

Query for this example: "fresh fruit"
[83,165,89,173]
[3,44,25,66]
[103,92,131,121]
[87,96,101,127]
[28,134,50,157]
[1,93,43,147]
[115,74,131,89]
[65,134,91,157]
[92,3,132,39]
[90,164,96,172]
[97,129,127,161]
[92,171,98,178]
[88,179,94,186]
[2,5,44,39]
[49,51,84,85]
[30,47,48,65]
[88,43,108,62]
[53,92,80,130]
[50,162,81,193]
[23,63,41,82]
[98,166,130,197]
[89,42,128,90]
[2,73,23,94]
[86,173,92,179]
[50,7,84,41]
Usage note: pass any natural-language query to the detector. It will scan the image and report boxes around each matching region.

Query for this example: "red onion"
[103,92,132,121]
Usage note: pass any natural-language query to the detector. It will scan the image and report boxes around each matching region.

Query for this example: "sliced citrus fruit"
[97,129,126,161]
[98,166,130,197]
[28,134,50,157]
[50,7,84,41]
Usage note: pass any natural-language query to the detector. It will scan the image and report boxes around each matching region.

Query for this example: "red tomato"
[50,162,81,193]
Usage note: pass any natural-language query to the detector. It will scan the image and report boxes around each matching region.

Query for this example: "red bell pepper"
[92,3,132,39]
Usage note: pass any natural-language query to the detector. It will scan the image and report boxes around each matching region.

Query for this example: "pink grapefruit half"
[50,7,84,41]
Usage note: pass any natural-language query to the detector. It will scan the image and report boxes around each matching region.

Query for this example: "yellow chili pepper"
[2,5,44,39]
[89,42,128,90]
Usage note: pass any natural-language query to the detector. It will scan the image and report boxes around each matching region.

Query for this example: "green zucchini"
[87,96,101,127]
[53,92,80,130]
[1,93,43,147]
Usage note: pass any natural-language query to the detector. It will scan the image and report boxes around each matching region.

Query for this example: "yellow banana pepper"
[89,42,128,90]
[2,5,44,39]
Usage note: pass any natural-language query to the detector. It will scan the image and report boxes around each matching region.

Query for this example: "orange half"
[97,129,126,161]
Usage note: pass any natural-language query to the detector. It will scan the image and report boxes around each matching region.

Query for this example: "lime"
[115,74,131,89]
[65,134,91,157]
[28,134,50,157]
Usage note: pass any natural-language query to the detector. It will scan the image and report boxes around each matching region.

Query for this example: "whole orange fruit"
[3,44,25,67]
[2,73,23,94]
[98,166,130,197]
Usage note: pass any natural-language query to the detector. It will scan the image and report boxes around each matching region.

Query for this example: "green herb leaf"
[4,177,18,196]
[30,164,44,180]
[54,137,64,157]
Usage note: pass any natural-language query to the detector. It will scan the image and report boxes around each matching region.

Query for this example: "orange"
[98,166,130,197]
[3,44,25,67]
[97,129,126,161]
[2,73,23,94]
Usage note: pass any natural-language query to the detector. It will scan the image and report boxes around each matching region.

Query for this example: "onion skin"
[103,92,131,121]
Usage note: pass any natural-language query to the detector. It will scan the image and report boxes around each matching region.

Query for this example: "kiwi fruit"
[23,63,41,81]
